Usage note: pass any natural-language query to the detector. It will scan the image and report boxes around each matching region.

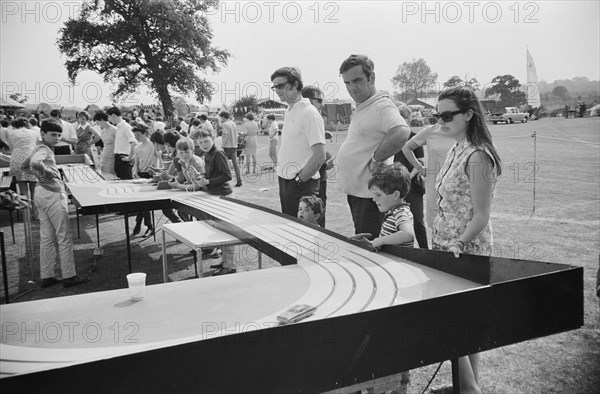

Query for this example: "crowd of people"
[1,53,504,394]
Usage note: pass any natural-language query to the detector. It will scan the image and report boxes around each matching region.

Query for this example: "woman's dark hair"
[244,113,254,120]
[93,110,109,122]
[438,87,503,176]
[12,117,30,129]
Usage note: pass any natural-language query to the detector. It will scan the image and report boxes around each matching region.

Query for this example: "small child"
[132,123,159,236]
[351,163,414,249]
[183,130,236,277]
[168,137,205,191]
[297,195,325,227]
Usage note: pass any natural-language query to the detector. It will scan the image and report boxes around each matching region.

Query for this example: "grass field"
[1,116,599,393]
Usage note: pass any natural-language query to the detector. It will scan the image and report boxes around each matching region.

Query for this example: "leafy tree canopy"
[391,58,438,100]
[443,75,480,91]
[485,75,526,107]
[233,95,258,111]
[57,0,230,117]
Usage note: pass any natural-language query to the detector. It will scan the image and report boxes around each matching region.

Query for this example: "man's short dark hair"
[219,111,230,119]
[270,66,303,91]
[150,131,164,145]
[41,118,63,133]
[339,54,375,80]
[266,114,276,121]
[192,119,201,127]
[199,114,208,121]
[301,85,324,100]
[132,123,149,134]
[106,106,122,117]
[50,109,61,118]
[163,130,182,147]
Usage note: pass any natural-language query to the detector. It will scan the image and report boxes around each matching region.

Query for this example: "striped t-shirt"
[380,203,414,247]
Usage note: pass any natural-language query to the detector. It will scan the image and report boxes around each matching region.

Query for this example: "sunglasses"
[311,98,323,103]
[271,81,288,91]
[432,109,467,122]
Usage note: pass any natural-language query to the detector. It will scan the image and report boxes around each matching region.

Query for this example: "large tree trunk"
[156,84,174,126]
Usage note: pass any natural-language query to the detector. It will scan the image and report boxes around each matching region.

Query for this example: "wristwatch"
[294,174,303,186]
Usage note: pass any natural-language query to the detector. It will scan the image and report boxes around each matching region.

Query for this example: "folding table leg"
[162,230,167,283]
[451,358,461,394]
[1,231,9,304]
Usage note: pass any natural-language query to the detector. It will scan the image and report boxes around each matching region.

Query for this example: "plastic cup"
[126,273,147,301]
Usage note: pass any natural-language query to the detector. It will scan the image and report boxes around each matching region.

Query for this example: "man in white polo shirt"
[271,66,326,217]
[336,54,411,239]
[107,106,137,180]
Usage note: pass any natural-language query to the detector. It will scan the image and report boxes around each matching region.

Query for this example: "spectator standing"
[107,107,137,180]
[270,66,326,217]
[430,87,503,394]
[132,124,159,237]
[336,54,410,239]
[22,118,90,288]
[74,111,101,165]
[93,110,117,180]
[242,112,258,174]
[401,123,455,237]
[266,114,279,170]
[301,85,334,227]
[7,117,39,220]
[220,111,242,187]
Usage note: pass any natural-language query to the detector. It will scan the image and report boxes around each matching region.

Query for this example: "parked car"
[488,107,529,124]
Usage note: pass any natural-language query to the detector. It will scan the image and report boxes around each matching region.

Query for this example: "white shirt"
[276,99,325,180]
[113,119,137,155]
[337,92,407,197]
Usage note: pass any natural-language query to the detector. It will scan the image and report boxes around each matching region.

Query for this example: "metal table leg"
[124,212,132,273]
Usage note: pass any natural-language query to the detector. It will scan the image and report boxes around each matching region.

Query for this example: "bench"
[161,221,262,282]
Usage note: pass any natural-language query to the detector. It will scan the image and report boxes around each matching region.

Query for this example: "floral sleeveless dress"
[432,139,498,256]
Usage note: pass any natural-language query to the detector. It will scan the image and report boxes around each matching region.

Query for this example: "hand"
[349,233,374,250]
[121,155,131,162]
[371,237,384,249]
[324,158,335,171]
[447,240,464,258]
[368,157,381,173]
[417,164,427,177]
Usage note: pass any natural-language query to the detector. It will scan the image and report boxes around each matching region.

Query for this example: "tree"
[57,0,230,118]
[9,93,27,103]
[233,95,259,113]
[391,58,438,101]
[485,75,527,107]
[443,75,480,91]
[443,76,463,88]
[551,86,570,101]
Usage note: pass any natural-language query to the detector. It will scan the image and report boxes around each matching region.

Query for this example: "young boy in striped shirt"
[350,163,414,249]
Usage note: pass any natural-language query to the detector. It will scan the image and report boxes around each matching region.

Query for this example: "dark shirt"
[203,145,232,196]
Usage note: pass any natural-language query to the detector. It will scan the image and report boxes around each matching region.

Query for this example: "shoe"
[429,385,454,394]
[40,277,60,288]
[209,248,222,259]
[209,262,223,269]
[144,227,155,237]
[63,275,90,288]
[235,182,242,187]
[212,267,236,276]
[132,225,141,236]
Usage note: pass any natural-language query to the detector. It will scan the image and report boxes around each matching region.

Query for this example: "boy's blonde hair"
[175,137,194,151]
[368,163,411,198]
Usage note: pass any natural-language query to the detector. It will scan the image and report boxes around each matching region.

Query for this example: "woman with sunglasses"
[430,87,502,394]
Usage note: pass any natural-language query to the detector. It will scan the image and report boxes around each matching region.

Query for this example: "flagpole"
[528,129,537,221]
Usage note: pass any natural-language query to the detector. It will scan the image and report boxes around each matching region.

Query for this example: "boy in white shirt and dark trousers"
[132,123,159,236]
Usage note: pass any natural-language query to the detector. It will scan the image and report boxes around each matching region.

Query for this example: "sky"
[1,0,599,108]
